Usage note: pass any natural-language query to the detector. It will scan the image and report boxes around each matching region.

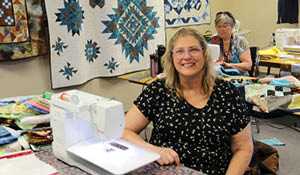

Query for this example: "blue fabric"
[0,126,11,137]
[231,47,240,63]
[220,67,241,75]
[217,66,242,76]
[0,126,18,145]
[260,137,285,146]
[270,79,292,87]
[0,100,15,106]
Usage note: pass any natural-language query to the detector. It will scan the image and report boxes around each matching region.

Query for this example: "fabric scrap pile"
[225,75,300,113]
[0,95,50,129]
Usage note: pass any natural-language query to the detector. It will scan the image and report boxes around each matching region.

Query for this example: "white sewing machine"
[275,28,300,52]
[207,44,220,62]
[50,90,159,175]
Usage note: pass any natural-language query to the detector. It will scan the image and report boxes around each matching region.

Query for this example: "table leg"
[267,66,271,75]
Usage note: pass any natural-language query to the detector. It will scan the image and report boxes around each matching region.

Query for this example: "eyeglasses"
[216,23,232,29]
[172,47,203,57]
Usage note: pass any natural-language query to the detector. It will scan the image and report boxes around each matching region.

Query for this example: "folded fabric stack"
[0,98,37,120]
[0,93,54,152]
[22,97,50,114]
[0,96,50,129]
[0,126,24,156]
[0,126,18,146]
[26,129,53,145]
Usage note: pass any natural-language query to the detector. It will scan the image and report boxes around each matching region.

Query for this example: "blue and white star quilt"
[45,0,165,88]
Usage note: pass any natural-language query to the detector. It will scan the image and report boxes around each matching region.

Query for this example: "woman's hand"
[223,62,233,68]
[216,57,233,69]
[155,147,180,166]
[216,57,224,65]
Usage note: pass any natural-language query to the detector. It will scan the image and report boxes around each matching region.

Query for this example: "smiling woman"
[122,28,253,175]
[163,28,214,97]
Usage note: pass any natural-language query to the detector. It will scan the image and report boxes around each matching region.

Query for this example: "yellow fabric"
[0,103,37,119]
[288,95,300,109]
[258,47,287,58]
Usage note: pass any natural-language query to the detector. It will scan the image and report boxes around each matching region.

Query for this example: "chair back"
[249,47,259,77]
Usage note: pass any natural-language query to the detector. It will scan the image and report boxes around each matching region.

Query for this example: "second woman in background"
[211,11,252,75]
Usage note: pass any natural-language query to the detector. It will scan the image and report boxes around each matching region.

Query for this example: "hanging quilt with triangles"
[164,0,210,27]
[45,0,165,89]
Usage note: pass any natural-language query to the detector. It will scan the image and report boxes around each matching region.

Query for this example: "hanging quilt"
[0,0,49,61]
[164,0,210,27]
[45,0,165,89]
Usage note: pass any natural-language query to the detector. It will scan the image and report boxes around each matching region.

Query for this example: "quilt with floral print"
[164,0,210,27]
[0,0,48,61]
[45,0,165,89]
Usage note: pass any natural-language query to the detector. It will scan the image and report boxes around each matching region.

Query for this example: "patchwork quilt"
[0,0,49,61]
[45,0,165,88]
[245,84,293,113]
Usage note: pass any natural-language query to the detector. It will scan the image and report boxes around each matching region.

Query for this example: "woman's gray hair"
[215,13,235,28]
[162,28,216,98]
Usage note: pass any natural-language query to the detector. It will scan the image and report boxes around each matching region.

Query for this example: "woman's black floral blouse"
[134,79,250,175]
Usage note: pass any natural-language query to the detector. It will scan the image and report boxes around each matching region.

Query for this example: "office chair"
[249,46,259,77]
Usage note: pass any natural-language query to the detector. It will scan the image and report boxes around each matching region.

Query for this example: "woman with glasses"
[211,11,252,75]
[123,28,253,175]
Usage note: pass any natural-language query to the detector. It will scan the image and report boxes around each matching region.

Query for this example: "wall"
[0,55,142,110]
[0,0,299,110]
[222,0,299,47]
[167,0,299,47]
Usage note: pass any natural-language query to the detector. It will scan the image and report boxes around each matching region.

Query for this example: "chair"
[248,47,261,133]
[233,86,260,133]
[249,46,259,77]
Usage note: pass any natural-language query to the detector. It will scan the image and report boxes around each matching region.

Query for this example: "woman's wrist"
[224,62,233,68]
